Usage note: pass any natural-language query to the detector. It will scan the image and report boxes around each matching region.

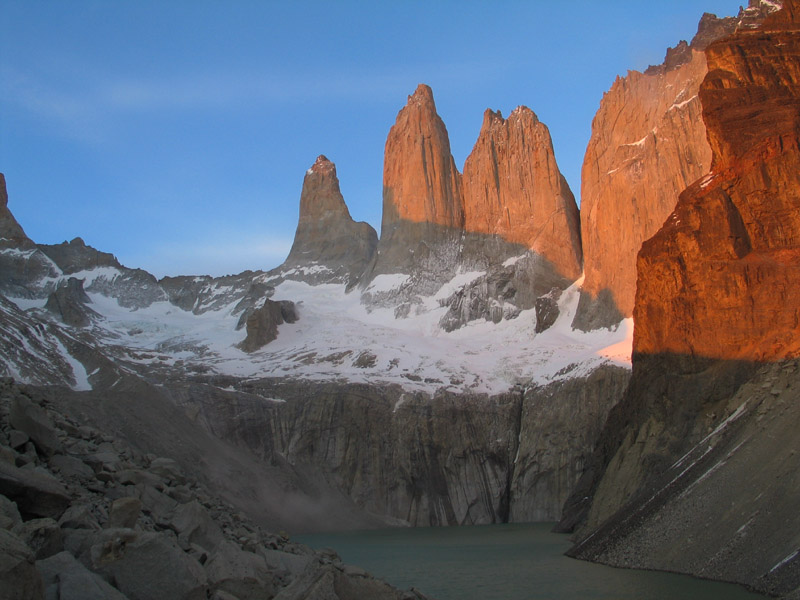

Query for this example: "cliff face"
[283,155,377,285]
[575,50,713,329]
[563,3,800,595]
[574,3,778,331]
[635,0,800,361]
[462,107,582,282]
[0,174,32,249]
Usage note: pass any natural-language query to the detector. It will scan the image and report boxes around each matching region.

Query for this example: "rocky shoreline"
[0,378,431,600]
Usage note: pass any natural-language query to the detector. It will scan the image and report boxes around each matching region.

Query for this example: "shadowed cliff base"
[96,368,629,530]
[361,212,579,332]
[559,353,800,597]
[571,289,624,332]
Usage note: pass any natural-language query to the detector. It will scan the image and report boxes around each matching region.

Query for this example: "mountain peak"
[0,173,33,248]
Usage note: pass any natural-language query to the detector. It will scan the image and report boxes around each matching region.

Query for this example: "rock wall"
[174,366,629,528]
[461,107,582,282]
[561,3,800,595]
[574,3,779,330]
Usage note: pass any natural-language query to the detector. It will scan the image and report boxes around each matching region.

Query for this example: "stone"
[0,461,70,520]
[91,529,207,600]
[12,518,62,560]
[48,455,95,482]
[0,494,22,531]
[105,497,141,529]
[204,540,274,599]
[137,485,177,527]
[147,457,185,485]
[171,500,224,553]
[8,395,63,457]
[37,551,127,600]
[0,528,44,600]
[239,299,298,352]
[634,0,800,362]
[461,107,582,282]
[367,84,464,280]
[574,6,777,330]
[58,503,100,531]
[8,430,29,451]
[282,155,378,285]
[44,277,98,328]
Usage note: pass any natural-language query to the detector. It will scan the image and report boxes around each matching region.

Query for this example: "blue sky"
[1,1,742,277]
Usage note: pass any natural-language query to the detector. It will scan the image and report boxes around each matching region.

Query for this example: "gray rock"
[147,458,185,486]
[8,430,29,451]
[238,299,298,352]
[204,540,274,599]
[171,501,224,553]
[105,498,141,530]
[91,530,207,600]
[48,455,94,482]
[58,504,100,531]
[8,395,63,457]
[37,551,127,600]
[12,519,62,560]
[0,528,44,600]
[0,493,22,531]
[0,461,70,520]
[44,278,98,328]
[136,485,177,527]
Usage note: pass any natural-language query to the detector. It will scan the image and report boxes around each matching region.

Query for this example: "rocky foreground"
[0,379,431,600]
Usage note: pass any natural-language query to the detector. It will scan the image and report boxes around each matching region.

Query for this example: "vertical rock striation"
[462,107,582,282]
[283,155,377,285]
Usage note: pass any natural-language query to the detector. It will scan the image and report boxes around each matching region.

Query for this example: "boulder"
[91,529,207,600]
[8,395,63,457]
[171,501,224,553]
[0,461,70,520]
[204,540,274,599]
[105,497,141,530]
[0,528,44,600]
[12,518,62,560]
[37,551,127,600]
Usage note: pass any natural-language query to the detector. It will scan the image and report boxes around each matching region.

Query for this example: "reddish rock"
[462,107,582,281]
[634,0,800,362]
[283,155,377,283]
[381,84,463,231]
[575,3,780,330]
[577,50,712,327]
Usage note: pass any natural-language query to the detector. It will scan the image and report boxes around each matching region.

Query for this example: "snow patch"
[365,273,410,293]
[53,338,92,391]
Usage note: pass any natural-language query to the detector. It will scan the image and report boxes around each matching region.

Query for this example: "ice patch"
[502,254,526,268]
[53,338,92,391]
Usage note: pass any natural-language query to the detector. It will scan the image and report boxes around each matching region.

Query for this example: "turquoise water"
[297,523,765,599]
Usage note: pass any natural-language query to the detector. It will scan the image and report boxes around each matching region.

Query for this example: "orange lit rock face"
[635,0,800,362]
[579,50,713,323]
[381,84,463,232]
[462,108,582,281]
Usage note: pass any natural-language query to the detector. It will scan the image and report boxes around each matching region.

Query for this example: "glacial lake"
[297,523,765,599]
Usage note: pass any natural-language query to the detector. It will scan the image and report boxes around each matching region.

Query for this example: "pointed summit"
[462,106,582,281]
[282,156,377,285]
[381,83,463,232]
[0,174,34,248]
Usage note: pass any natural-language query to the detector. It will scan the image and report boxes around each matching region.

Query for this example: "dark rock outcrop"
[239,299,298,352]
[282,155,377,285]
[44,277,98,327]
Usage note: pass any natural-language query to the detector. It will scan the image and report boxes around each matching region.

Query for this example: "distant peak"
[0,173,7,209]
